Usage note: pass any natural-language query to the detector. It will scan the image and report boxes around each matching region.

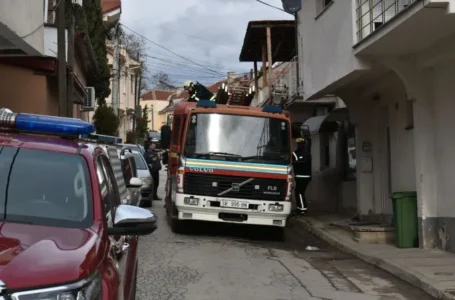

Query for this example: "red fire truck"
[160,97,293,238]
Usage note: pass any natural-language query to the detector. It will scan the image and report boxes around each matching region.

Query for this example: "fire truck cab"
[161,100,293,238]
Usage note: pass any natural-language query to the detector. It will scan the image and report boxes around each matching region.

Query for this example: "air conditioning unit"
[82,87,96,111]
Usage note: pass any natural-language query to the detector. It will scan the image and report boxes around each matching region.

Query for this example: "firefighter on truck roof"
[183,80,216,101]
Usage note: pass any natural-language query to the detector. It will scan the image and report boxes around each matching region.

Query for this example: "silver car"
[131,150,154,207]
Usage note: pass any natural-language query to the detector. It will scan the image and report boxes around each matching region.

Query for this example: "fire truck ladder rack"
[213,83,256,106]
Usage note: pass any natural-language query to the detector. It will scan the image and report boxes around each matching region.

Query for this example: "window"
[0,146,92,228]
[316,0,333,15]
[133,153,148,170]
[96,157,113,220]
[172,116,182,145]
[120,157,134,185]
[345,122,357,179]
[184,113,291,165]
[131,75,135,95]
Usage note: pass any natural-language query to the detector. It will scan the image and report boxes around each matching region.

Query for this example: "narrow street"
[136,171,435,300]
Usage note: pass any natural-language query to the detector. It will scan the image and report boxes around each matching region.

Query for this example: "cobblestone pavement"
[136,171,435,300]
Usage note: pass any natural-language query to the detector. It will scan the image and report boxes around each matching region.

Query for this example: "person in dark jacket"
[293,138,311,214]
[144,143,162,200]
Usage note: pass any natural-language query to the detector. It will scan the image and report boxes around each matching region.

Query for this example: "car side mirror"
[127,177,143,188]
[107,204,157,236]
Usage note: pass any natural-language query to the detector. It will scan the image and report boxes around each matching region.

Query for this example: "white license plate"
[220,200,249,209]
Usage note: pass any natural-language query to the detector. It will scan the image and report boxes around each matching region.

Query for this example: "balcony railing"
[356,0,417,41]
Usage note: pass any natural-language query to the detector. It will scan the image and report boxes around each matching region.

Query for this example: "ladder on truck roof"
[213,83,256,106]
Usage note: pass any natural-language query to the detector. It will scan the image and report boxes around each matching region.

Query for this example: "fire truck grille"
[183,173,287,201]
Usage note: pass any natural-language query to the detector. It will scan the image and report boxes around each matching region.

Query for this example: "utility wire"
[146,24,237,48]
[255,0,287,13]
[120,23,225,76]
[8,0,62,40]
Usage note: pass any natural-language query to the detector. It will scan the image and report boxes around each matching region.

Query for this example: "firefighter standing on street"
[293,137,311,214]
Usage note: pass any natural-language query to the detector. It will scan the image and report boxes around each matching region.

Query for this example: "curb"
[291,217,455,300]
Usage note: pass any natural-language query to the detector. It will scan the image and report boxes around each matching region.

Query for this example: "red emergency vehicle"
[161,100,293,238]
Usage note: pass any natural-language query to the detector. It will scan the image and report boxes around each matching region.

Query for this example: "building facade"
[297,0,455,253]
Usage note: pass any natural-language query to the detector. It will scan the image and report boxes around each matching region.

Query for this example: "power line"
[146,24,237,48]
[120,23,225,76]
[9,0,62,40]
[145,55,248,75]
[255,0,287,13]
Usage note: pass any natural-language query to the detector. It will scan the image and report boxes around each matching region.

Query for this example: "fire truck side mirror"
[161,125,171,149]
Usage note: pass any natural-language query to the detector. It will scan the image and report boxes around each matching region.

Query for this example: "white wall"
[0,0,45,55]
[43,26,68,59]
[431,64,455,219]
[298,0,368,98]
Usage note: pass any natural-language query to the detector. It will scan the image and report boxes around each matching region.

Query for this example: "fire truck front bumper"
[174,193,291,227]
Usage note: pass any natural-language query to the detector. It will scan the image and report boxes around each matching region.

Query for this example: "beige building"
[140,90,175,131]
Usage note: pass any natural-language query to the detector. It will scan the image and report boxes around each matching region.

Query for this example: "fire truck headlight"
[184,197,199,206]
[269,204,284,212]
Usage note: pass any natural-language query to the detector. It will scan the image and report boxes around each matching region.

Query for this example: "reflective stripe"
[296,175,311,178]
[293,152,298,160]
[298,194,307,210]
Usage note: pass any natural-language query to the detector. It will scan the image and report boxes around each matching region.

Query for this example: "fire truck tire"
[170,217,185,234]
[274,227,285,242]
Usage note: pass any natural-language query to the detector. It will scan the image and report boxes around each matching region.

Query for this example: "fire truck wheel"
[273,227,285,242]
[170,217,185,234]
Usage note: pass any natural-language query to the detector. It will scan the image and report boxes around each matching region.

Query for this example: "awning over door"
[302,107,349,135]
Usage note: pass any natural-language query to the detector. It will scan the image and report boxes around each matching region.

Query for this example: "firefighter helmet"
[296,138,305,143]
[183,80,193,90]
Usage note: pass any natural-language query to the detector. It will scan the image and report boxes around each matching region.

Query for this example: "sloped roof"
[141,89,174,101]
[101,0,121,13]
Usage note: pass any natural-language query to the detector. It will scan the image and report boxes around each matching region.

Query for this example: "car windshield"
[184,113,291,164]
[0,146,92,228]
[133,152,147,170]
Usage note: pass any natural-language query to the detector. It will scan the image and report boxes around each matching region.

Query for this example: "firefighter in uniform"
[293,137,311,214]
[183,80,216,101]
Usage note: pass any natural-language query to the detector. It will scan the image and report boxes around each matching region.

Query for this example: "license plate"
[220,200,249,209]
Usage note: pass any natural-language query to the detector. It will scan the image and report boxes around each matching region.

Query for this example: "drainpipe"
[295,12,300,96]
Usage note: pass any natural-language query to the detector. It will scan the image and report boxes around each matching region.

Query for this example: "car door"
[99,155,137,300]
[97,155,128,300]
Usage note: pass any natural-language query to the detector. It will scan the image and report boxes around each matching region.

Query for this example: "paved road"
[136,171,435,300]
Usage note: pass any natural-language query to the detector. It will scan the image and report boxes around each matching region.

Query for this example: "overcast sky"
[121,0,292,86]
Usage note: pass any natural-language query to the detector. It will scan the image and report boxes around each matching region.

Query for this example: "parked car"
[96,143,140,207]
[144,131,161,149]
[131,150,154,207]
[0,109,157,299]
[120,143,145,156]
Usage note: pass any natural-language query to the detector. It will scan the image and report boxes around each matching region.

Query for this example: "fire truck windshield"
[184,113,291,165]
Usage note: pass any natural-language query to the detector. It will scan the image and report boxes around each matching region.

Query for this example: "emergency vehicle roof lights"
[262,105,283,114]
[196,100,217,108]
[85,133,123,144]
[0,108,95,136]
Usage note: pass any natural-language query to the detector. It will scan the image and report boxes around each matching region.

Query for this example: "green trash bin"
[391,191,418,248]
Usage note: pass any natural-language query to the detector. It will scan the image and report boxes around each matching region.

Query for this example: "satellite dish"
[282,0,301,14]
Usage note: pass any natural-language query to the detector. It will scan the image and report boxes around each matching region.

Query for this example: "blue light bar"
[0,109,95,136]
[87,133,123,144]
[196,100,217,108]
[262,105,283,114]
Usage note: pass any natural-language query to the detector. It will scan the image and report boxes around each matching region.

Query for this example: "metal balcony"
[356,0,418,41]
